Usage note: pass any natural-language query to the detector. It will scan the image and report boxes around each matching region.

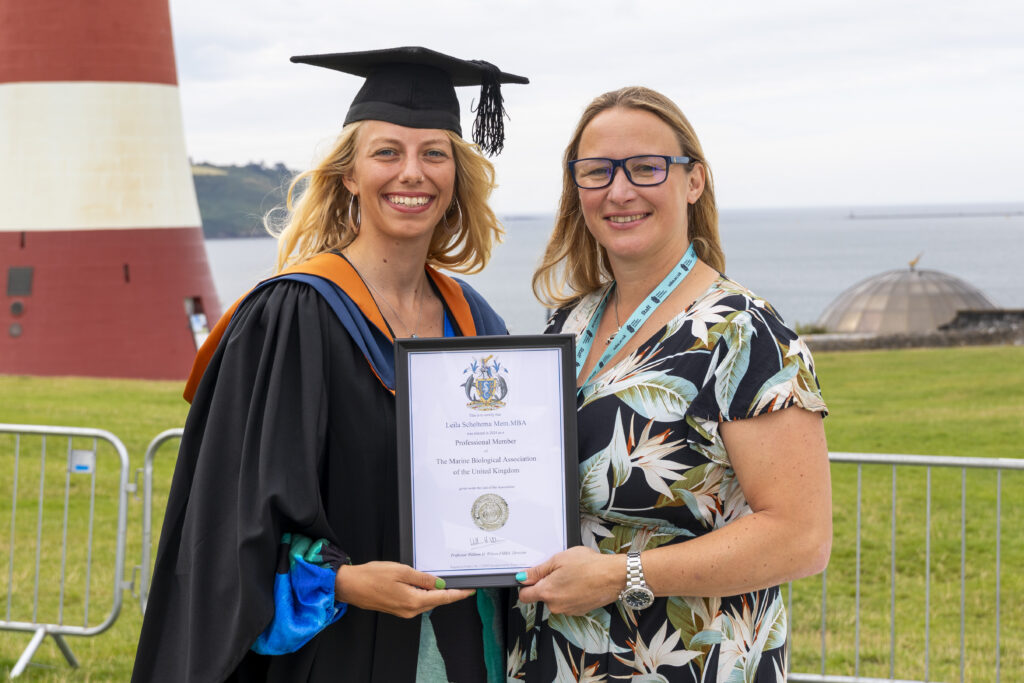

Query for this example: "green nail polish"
[434,578,446,590]
[515,571,527,583]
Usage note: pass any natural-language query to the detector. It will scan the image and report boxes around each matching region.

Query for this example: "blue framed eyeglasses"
[568,155,693,189]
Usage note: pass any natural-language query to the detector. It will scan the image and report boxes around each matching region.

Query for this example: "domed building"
[817,265,997,335]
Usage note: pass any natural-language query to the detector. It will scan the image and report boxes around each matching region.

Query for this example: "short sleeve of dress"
[688,294,827,423]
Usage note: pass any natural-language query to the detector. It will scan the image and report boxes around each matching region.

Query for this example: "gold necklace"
[346,255,426,338]
[368,279,425,338]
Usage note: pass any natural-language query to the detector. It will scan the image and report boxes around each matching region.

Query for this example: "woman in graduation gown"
[506,87,831,682]
[132,47,526,683]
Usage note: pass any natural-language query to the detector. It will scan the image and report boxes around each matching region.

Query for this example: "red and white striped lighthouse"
[0,0,220,380]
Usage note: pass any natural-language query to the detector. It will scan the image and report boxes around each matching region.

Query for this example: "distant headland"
[192,161,296,238]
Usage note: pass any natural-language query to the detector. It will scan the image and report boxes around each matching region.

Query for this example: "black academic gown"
[132,279,502,682]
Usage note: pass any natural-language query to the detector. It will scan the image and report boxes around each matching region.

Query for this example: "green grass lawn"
[1,345,1022,681]
[0,377,187,681]
[792,346,1024,682]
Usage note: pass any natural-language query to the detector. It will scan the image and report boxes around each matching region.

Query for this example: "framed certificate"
[395,334,580,588]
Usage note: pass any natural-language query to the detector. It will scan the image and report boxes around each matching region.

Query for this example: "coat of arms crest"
[462,355,508,410]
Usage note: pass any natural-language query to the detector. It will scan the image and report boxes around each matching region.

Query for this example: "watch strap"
[625,550,646,589]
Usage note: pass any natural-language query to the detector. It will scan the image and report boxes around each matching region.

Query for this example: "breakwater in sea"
[848,209,1024,220]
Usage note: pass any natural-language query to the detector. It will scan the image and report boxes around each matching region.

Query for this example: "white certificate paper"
[397,337,576,585]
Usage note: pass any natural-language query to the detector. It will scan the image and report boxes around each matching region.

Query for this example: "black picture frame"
[395,333,580,588]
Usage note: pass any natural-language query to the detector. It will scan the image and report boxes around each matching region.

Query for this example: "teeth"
[608,214,645,223]
[388,195,431,207]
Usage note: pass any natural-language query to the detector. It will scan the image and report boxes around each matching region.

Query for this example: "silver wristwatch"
[618,550,655,610]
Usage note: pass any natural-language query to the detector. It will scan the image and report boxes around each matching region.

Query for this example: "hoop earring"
[347,195,361,232]
[442,198,464,234]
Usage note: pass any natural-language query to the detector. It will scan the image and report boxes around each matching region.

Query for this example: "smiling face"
[342,120,456,246]
[576,107,705,271]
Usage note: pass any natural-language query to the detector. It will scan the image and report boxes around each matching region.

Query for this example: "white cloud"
[168,0,1024,211]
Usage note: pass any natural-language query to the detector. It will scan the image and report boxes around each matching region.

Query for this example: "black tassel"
[470,60,507,156]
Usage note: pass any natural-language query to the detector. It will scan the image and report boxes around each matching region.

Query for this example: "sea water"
[205,203,1023,334]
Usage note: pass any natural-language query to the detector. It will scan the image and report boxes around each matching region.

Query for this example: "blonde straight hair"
[268,123,503,274]
[532,86,725,308]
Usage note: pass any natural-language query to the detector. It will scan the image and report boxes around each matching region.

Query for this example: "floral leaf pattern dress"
[507,276,827,683]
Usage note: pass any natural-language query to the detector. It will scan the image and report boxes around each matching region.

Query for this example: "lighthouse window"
[7,267,33,296]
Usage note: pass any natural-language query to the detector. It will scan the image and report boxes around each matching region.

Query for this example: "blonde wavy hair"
[532,86,725,308]
[268,121,503,274]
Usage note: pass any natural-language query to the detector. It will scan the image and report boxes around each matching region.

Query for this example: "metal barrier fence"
[134,428,183,614]
[0,424,131,678]
[4,427,1021,681]
[788,452,1024,683]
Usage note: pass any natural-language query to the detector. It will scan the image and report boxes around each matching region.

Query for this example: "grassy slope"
[1,345,1021,680]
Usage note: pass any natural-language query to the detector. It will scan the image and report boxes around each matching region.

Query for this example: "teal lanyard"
[575,243,697,391]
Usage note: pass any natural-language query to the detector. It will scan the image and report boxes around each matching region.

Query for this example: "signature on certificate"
[469,535,502,547]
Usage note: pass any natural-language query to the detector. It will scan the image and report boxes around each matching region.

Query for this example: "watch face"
[622,586,655,610]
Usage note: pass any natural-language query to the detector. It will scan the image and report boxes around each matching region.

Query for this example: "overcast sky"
[169,0,1024,214]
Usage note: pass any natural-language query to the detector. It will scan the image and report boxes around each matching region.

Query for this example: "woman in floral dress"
[507,87,832,682]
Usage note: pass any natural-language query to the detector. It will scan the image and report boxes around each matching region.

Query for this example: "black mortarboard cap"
[290,46,528,156]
